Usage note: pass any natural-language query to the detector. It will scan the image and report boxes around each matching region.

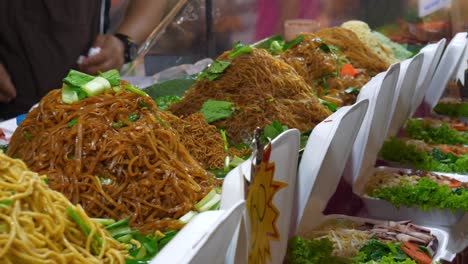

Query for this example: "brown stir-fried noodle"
[281,30,388,106]
[7,89,217,234]
[0,152,126,264]
[169,48,332,143]
[162,112,250,169]
[315,27,389,76]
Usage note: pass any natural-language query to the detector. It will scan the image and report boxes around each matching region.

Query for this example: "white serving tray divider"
[294,99,369,234]
[344,64,400,187]
[410,39,446,116]
[424,32,468,109]
[386,53,424,138]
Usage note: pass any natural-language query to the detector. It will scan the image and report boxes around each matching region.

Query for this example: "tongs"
[244,127,264,197]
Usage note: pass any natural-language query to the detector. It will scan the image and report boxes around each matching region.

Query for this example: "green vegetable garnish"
[154,115,169,128]
[112,122,127,128]
[67,118,78,128]
[319,99,338,112]
[379,137,468,174]
[0,200,13,208]
[269,40,285,55]
[433,102,468,118]
[99,69,121,87]
[345,87,360,95]
[261,120,288,143]
[63,70,94,88]
[23,131,33,141]
[0,145,8,153]
[369,177,468,212]
[154,95,181,111]
[139,101,151,110]
[197,60,232,81]
[228,42,253,59]
[283,35,305,51]
[405,119,468,145]
[44,178,49,185]
[66,207,102,255]
[128,114,140,122]
[124,84,148,97]
[200,100,234,123]
[286,236,349,264]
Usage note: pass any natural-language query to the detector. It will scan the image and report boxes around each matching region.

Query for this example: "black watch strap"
[114,33,138,63]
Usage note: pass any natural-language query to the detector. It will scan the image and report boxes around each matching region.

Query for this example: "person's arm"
[79,0,168,75]
[0,63,16,103]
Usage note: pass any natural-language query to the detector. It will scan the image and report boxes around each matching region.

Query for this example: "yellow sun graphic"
[246,144,288,264]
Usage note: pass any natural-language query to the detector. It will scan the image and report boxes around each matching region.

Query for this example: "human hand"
[0,63,16,103]
[78,34,125,75]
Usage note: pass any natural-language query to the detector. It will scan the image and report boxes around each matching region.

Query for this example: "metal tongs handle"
[244,127,264,197]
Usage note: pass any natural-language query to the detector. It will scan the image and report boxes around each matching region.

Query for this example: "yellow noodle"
[0,152,126,264]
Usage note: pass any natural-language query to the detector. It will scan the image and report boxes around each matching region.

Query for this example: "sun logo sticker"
[247,143,288,264]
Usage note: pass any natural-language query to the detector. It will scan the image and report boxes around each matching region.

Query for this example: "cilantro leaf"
[200,100,234,123]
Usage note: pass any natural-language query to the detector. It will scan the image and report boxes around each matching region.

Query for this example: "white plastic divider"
[220,129,301,264]
[410,39,446,116]
[386,53,424,138]
[152,201,245,264]
[294,100,369,234]
[344,64,400,188]
[424,32,468,109]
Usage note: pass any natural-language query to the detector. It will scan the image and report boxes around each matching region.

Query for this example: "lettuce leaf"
[405,119,468,145]
[368,177,468,212]
[200,100,234,123]
[379,137,468,174]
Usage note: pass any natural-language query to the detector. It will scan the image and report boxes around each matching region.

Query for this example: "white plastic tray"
[152,201,245,264]
[297,214,456,263]
[295,100,369,233]
[361,166,467,227]
[220,129,301,264]
[345,64,400,187]
[386,53,424,138]
[425,32,468,109]
[410,39,446,116]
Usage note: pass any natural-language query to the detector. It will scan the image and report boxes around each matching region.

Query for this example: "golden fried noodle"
[8,89,217,234]
[0,152,126,264]
[170,48,332,143]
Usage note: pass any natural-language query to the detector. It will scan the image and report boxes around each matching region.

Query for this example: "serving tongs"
[244,127,265,197]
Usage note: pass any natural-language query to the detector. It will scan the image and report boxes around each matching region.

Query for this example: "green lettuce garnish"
[200,100,234,123]
[379,137,468,174]
[405,119,468,145]
[369,177,468,212]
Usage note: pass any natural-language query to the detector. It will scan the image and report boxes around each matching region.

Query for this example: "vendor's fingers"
[80,60,114,75]
[80,51,107,68]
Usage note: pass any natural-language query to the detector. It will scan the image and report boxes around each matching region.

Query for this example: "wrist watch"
[114,33,138,63]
